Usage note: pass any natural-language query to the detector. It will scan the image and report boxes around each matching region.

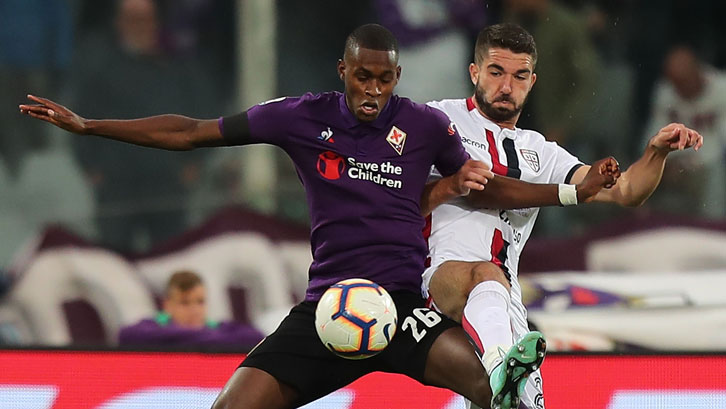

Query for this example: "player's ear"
[469,63,479,85]
[337,59,345,82]
[529,72,537,91]
[396,65,402,82]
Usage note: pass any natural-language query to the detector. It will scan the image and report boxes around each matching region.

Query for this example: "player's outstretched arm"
[421,159,493,216]
[463,156,619,210]
[571,123,703,207]
[19,95,224,151]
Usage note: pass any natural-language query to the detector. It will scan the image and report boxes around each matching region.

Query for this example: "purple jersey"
[222,92,468,300]
[118,318,264,348]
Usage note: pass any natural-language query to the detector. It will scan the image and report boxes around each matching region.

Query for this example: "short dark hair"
[344,24,399,59]
[166,270,203,295]
[474,23,537,67]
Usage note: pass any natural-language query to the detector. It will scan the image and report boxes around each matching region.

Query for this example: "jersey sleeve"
[220,96,298,147]
[218,111,251,146]
[430,108,469,177]
[546,141,584,184]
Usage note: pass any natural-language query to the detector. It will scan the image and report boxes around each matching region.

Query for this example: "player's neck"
[471,95,518,130]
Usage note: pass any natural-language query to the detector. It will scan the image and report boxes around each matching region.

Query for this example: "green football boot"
[489,331,546,409]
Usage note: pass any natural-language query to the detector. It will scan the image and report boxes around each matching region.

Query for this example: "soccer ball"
[315,278,398,359]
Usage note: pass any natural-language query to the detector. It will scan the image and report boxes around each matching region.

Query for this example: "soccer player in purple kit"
[20,23,496,408]
[21,24,614,409]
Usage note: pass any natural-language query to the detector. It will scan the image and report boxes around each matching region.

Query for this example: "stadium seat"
[275,241,313,302]
[0,302,33,345]
[7,248,155,346]
[525,270,726,350]
[587,227,726,271]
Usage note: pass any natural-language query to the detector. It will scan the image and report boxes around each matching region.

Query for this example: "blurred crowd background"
[1,0,726,350]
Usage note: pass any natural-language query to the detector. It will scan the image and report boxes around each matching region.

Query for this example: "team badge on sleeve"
[447,122,457,136]
[386,126,407,155]
[520,149,540,172]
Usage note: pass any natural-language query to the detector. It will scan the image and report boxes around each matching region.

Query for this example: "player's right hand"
[19,95,87,134]
[452,159,494,196]
[576,156,620,203]
[648,122,703,153]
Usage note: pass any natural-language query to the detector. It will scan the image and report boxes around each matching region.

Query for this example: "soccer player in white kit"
[421,23,703,409]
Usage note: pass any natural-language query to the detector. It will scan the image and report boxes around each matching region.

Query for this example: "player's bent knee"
[469,262,510,292]
[429,264,469,317]
[210,367,294,409]
[211,380,249,409]
[210,390,233,409]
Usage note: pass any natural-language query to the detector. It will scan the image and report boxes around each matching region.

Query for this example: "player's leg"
[421,323,544,409]
[422,326,493,407]
[211,367,297,409]
[212,301,370,409]
[428,261,514,369]
[426,261,546,409]
[462,369,545,409]
[382,292,493,407]
[488,331,546,409]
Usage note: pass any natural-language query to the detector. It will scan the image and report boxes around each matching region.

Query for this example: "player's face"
[163,284,207,329]
[470,47,536,124]
[338,46,401,122]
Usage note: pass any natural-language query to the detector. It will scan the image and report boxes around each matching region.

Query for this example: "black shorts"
[240,291,458,406]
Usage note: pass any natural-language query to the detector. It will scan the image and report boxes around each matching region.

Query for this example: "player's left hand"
[19,95,88,134]
[451,159,494,196]
[577,156,621,203]
[648,123,703,154]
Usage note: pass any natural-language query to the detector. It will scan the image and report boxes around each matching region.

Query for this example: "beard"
[474,84,525,123]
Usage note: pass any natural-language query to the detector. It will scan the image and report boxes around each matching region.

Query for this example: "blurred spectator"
[578,0,632,62]
[643,45,726,219]
[0,0,95,267]
[502,0,602,237]
[156,0,237,101]
[503,0,599,148]
[66,0,218,252]
[158,0,219,55]
[0,144,97,268]
[119,270,264,348]
[575,0,635,164]
[276,0,376,96]
[625,1,726,159]
[373,0,488,102]
[0,0,72,174]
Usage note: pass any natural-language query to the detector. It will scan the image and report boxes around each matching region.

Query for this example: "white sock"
[462,281,514,375]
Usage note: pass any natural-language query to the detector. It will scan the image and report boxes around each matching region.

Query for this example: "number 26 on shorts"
[402,307,442,342]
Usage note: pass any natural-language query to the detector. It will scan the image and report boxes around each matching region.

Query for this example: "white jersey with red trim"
[422,97,582,341]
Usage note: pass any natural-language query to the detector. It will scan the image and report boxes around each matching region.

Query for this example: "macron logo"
[319,127,335,143]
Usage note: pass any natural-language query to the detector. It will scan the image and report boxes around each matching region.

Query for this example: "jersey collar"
[338,92,395,130]
[466,97,519,139]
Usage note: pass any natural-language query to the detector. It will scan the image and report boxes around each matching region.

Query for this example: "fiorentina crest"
[520,149,540,172]
[386,126,407,155]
